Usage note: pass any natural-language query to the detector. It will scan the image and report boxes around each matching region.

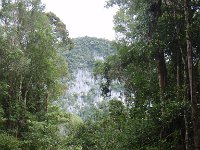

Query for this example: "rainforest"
[0,0,200,150]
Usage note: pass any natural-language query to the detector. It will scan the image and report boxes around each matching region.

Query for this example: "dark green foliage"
[0,0,75,149]
[0,0,199,149]
[70,0,200,149]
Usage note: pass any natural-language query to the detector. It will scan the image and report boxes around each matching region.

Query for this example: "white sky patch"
[41,0,117,40]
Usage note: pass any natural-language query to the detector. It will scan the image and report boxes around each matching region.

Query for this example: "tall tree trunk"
[173,2,190,148]
[177,48,181,100]
[156,51,167,110]
[183,63,189,150]
[156,50,167,149]
[176,49,188,150]
[184,0,200,149]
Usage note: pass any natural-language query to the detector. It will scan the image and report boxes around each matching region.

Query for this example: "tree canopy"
[0,0,77,149]
[0,0,200,149]
[75,0,200,149]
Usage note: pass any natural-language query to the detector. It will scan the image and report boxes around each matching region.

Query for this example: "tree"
[184,0,200,149]
[92,0,200,149]
[0,0,72,148]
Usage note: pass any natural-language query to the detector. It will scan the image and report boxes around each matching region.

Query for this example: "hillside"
[61,36,118,120]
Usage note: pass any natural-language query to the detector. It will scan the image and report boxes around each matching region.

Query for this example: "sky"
[41,0,117,40]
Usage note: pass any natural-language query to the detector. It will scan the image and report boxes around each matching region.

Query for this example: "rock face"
[69,69,94,94]
[61,36,119,120]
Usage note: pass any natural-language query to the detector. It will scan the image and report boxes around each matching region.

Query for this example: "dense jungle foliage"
[80,0,200,150]
[0,0,200,150]
[0,0,77,149]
